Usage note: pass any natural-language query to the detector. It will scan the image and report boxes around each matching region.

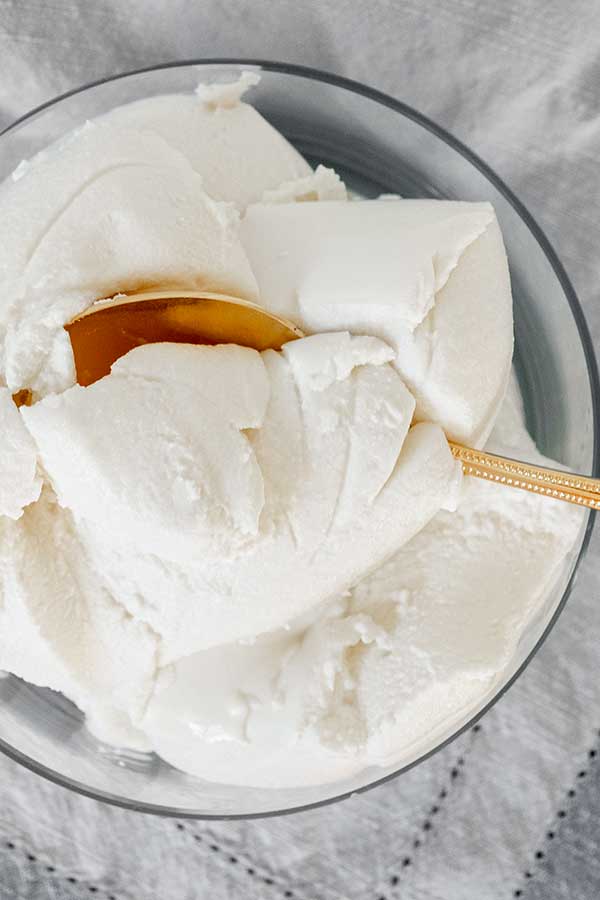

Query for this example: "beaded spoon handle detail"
[448,443,599,509]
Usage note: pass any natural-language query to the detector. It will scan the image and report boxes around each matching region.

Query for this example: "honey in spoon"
[65,290,303,387]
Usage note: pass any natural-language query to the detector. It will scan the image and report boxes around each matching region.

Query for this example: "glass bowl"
[0,60,598,819]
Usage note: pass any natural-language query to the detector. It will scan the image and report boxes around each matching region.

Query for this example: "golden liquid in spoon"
[65,291,304,387]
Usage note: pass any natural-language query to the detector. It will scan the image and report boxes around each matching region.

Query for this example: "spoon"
[64,289,600,512]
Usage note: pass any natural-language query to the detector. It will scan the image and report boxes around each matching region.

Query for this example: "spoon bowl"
[65,290,304,387]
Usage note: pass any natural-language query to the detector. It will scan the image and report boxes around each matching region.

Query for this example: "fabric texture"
[2,1,600,897]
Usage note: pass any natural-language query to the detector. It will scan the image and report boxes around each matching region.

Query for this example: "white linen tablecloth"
[1,1,600,897]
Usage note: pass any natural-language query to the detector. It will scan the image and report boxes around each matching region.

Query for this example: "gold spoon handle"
[448,442,600,510]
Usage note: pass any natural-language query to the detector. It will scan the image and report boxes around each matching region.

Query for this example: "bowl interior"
[0,62,596,818]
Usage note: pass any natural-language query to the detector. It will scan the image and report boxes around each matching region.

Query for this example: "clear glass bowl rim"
[1,58,598,820]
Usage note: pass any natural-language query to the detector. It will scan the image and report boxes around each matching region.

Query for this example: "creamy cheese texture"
[241,200,513,446]
[0,73,584,787]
